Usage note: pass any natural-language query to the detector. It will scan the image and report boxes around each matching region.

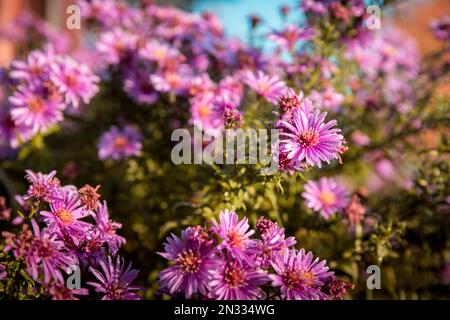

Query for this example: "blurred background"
[1,0,449,67]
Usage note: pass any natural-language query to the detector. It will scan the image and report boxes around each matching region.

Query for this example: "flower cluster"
[158,209,351,300]
[1,170,140,300]
[0,46,99,151]
[346,28,419,113]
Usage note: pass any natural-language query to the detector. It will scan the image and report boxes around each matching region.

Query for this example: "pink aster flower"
[23,169,60,202]
[302,177,349,219]
[277,107,344,168]
[278,88,309,115]
[9,48,54,83]
[255,217,297,269]
[0,104,35,147]
[188,74,216,97]
[309,87,344,112]
[40,190,91,235]
[27,220,78,284]
[301,0,327,15]
[96,28,138,65]
[139,40,183,65]
[209,260,268,300]
[269,248,333,300]
[217,75,244,106]
[93,201,126,255]
[150,66,192,95]
[211,209,258,264]
[9,85,64,133]
[190,92,223,130]
[50,56,99,109]
[374,159,396,181]
[351,130,370,146]
[88,256,142,300]
[268,25,314,51]
[47,283,89,300]
[242,70,286,104]
[158,227,218,298]
[98,125,142,161]
[77,0,118,27]
[3,220,76,285]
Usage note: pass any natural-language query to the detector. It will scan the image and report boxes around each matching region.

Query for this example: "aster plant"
[0,0,449,301]
[0,170,141,300]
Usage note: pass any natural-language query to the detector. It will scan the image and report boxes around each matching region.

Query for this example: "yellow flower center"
[153,47,168,60]
[224,265,246,288]
[177,249,202,274]
[299,130,319,148]
[56,208,73,224]
[29,97,45,113]
[319,191,336,206]
[113,136,128,150]
[198,105,212,119]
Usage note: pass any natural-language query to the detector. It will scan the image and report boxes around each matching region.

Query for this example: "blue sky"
[192,0,301,44]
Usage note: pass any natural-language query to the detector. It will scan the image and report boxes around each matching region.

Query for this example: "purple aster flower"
[93,201,126,255]
[430,15,450,41]
[209,260,268,300]
[255,217,297,269]
[72,226,105,267]
[98,125,142,161]
[88,256,142,300]
[50,56,99,109]
[40,190,91,235]
[269,248,333,300]
[9,85,64,133]
[23,169,60,202]
[242,70,286,104]
[158,227,218,298]
[123,70,158,105]
[211,209,258,264]
[302,177,349,219]
[277,107,344,168]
